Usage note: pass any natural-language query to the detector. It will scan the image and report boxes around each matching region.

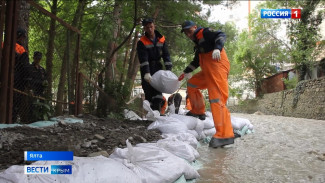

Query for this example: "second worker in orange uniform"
[180,20,235,148]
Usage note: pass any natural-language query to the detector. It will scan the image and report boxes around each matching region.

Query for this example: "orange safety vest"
[15,43,26,54]
[139,35,166,48]
[1,42,26,55]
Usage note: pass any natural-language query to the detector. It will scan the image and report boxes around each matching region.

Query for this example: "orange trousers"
[187,49,234,139]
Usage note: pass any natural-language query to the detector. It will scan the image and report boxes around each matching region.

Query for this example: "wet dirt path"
[196,113,325,183]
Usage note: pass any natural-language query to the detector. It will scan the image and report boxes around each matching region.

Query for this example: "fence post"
[0,0,20,124]
[76,72,83,115]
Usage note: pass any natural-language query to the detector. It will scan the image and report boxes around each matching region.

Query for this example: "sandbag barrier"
[0,100,253,183]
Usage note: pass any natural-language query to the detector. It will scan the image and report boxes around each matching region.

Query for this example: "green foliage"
[32,100,54,121]
[275,0,325,80]
[282,77,298,90]
[104,80,129,113]
[233,2,290,95]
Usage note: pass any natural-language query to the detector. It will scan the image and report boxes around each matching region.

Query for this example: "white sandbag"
[194,121,205,140]
[148,117,188,134]
[177,107,186,115]
[124,109,142,120]
[0,156,141,183]
[156,138,199,162]
[168,103,176,114]
[143,100,160,121]
[169,114,198,130]
[161,133,198,149]
[187,130,199,139]
[203,127,216,137]
[150,70,180,94]
[203,112,215,129]
[110,141,200,183]
[231,116,253,130]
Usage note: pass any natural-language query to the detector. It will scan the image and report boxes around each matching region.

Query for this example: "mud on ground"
[0,114,161,170]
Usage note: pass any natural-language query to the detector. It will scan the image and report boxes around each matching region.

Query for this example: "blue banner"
[51,165,72,174]
[261,9,291,18]
[24,165,72,174]
[24,151,73,161]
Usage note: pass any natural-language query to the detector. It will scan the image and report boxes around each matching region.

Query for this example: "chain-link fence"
[0,1,80,124]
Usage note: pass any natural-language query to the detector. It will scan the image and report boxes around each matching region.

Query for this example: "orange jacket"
[1,42,26,55]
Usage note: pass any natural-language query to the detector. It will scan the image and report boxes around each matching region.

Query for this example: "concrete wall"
[229,77,325,120]
[256,77,325,120]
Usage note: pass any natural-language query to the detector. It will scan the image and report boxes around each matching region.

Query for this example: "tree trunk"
[55,43,69,115]
[55,0,86,115]
[105,1,121,81]
[45,0,57,99]
[123,29,140,100]
[18,0,29,50]
[119,36,132,83]
[97,1,121,117]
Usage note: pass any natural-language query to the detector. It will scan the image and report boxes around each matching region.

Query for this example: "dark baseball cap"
[181,20,196,33]
[33,51,42,59]
[142,18,154,26]
[17,28,26,38]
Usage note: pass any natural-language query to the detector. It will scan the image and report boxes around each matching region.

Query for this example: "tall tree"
[55,0,87,115]
[18,0,30,50]
[45,0,58,99]
[234,2,289,96]
[275,0,325,81]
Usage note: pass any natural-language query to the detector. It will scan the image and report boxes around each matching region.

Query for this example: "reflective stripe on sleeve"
[187,82,197,88]
[140,61,149,67]
[209,98,220,103]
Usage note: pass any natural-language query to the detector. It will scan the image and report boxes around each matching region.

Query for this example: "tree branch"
[99,0,138,77]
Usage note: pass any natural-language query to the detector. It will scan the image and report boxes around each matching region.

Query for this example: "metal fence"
[0,0,81,124]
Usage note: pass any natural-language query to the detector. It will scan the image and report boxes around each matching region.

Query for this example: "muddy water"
[195,113,325,183]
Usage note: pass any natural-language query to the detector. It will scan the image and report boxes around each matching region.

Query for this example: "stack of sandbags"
[110,140,200,183]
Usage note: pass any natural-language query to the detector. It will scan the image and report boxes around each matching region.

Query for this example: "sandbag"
[110,140,200,183]
[203,127,216,137]
[161,133,198,149]
[148,117,188,135]
[231,116,253,130]
[150,70,180,94]
[156,138,199,162]
[203,112,215,129]
[143,100,160,121]
[169,114,198,130]
[124,109,142,120]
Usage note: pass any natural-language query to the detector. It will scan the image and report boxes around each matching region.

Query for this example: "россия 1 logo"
[261,9,301,19]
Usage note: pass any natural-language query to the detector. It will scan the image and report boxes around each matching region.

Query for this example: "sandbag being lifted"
[150,70,180,94]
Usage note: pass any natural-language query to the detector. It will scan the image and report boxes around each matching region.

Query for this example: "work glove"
[178,72,192,81]
[212,49,221,61]
[144,73,152,83]
[42,80,48,87]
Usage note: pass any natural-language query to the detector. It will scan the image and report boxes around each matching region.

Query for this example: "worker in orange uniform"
[180,20,234,148]
[13,28,30,122]
[137,18,172,113]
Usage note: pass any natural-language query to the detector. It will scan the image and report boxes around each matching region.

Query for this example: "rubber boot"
[186,111,206,120]
[209,137,234,148]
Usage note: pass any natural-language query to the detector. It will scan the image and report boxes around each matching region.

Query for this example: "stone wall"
[256,77,325,120]
[228,77,325,120]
